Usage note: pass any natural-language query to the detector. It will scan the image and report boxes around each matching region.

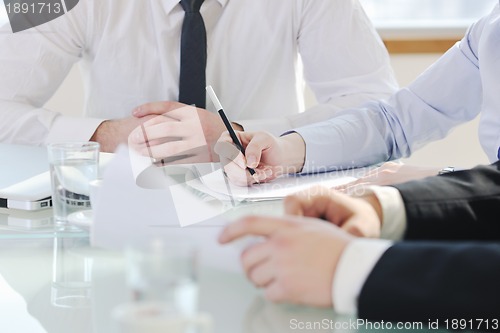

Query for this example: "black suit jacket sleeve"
[357,162,500,325]
[358,241,500,326]
[392,161,500,240]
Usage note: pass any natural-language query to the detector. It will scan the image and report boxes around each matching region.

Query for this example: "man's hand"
[284,186,382,238]
[90,115,157,153]
[129,101,228,163]
[219,215,354,307]
[214,131,306,186]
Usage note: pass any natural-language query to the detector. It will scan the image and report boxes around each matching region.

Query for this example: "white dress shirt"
[0,0,397,146]
[295,2,500,173]
[333,185,408,315]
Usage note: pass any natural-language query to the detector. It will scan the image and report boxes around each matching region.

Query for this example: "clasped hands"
[127,101,228,163]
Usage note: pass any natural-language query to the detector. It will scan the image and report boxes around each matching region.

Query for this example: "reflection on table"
[0,223,360,333]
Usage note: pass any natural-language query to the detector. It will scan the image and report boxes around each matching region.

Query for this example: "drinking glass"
[47,142,100,225]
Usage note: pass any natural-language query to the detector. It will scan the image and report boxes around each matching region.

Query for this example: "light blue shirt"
[295,2,500,173]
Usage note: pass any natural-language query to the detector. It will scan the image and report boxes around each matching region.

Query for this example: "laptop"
[0,143,52,211]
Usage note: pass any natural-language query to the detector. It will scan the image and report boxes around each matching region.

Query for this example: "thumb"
[240,132,273,168]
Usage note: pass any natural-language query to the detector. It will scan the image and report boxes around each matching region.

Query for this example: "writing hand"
[214,131,306,186]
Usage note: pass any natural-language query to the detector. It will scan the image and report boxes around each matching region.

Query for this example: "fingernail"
[132,107,141,116]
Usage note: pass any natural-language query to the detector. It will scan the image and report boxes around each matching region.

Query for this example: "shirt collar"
[164,0,229,15]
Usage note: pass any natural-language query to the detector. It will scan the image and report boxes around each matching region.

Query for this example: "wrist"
[279,132,306,173]
[90,120,108,144]
[360,193,383,225]
[90,120,117,153]
[358,186,407,241]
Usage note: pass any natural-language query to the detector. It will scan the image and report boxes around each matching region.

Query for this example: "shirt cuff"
[333,239,393,315]
[45,115,106,144]
[368,185,407,241]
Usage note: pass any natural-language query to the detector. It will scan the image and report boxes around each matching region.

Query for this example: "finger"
[139,121,188,143]
[158,105,199,121]
[141,141,206,160]
[216,139,268,186]
[235,131,257,146]
[215,140,246,169]
[217,131,234,144]
[340,215,381,238]
[283,186,332,217]
[128,115,177,144]
[128,123,150,145]
[224,166,274,186]
[218,216,291,244]
[247,259,275,288]
[150,140,201,158]
[341,221,365,237]
[282,195,305,216]
[221,157,253,186]
[285,188,361,227]
[263,280,287,303]
[133,101,187,117]
[241,241,273,274]
[241,133,273,169]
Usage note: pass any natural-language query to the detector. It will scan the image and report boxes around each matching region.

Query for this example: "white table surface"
[0,143,452,333]
[0,142,355,333]
[0,203,361,333]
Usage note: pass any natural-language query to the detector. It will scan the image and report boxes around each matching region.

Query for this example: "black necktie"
[179,0,207,108]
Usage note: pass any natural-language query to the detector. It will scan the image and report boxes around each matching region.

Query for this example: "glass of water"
[125,237,199,316]
[47,142,100,225]
[51,236,93,308]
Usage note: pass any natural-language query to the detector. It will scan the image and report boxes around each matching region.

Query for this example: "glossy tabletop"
[0,200,362,333]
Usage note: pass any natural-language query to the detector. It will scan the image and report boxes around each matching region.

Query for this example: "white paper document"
[91,146,246,272]
[184,163,360,202]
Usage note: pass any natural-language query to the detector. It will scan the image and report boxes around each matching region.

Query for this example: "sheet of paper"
[91,146,243,272]
[185,163,360,201]
[91,146,231,250]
